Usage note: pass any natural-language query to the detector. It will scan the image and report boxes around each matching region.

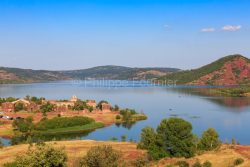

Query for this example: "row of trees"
[137,118,220,160]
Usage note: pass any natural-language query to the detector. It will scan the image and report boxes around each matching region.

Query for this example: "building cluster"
[0,96,111,113]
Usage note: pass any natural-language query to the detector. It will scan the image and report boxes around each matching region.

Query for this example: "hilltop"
[159,54,250,86]
[0,66,180,84]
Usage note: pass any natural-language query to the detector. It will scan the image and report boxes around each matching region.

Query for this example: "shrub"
[192,161,202,167]
[234,158,244,166]
[121,135,127,142]
[202,161,212,167]
[80,145,120,167]
[198,128,220,151]
[132,156,149,167]
[14,103,25,112]
[175,161,189,167]
[11,144,67,167]
[12,117,34,134]
[137,127,157,150]
[116,115,121,120]
[40,102,55,113]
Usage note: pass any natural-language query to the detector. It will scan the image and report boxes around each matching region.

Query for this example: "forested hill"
[159,54,250,86]
[0,65,180,84]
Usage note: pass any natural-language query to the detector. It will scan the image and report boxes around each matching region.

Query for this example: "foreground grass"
[37,122,104,135]
[1,142,250,167]
[0,140,145,166]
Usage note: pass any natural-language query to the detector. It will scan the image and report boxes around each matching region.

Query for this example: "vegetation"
[40,102,55,113]
[209,87,250,97]
[0,97,17,104]
[202,161,212,167]
[234,158,244,166]
[79,145,120,167]
[11,116,103,144]
[138,118,221,160]
[158,54,250,85]
[175,161,189,167]
[14,103,25,112]
[12,117,34,137]
[26,96,45,105]
[38,122,104,135]
[198,128,221,151]
[0,66,179,84]
[4,144,67,167]
[35,116,95,131]
[192,161,202,167]
[118,108,147,122]
[72,100,92,111]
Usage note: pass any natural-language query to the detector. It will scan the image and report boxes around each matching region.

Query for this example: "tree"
[14,103,24,112]
[40,102,55,113]
[121,135,127,142]
[14,144,67,167]
[114,105,119,111]
[80,145,120,167]
[12,116,34,135]
[137,127,157,150]
[157,118,195,158]
[198,128,220,151]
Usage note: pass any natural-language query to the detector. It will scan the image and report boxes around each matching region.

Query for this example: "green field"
[37,122,104,135]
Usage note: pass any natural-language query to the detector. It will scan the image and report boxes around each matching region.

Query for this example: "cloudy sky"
[0,0,249,70]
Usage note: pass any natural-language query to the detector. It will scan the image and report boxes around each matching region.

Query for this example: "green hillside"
[0,65,179,84]
[158,54,250,85]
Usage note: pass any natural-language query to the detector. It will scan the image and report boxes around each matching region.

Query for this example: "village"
[0,96,147,138]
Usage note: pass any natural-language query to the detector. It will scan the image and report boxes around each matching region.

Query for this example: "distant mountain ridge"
[0,65,180,84]
[159,54,250,86]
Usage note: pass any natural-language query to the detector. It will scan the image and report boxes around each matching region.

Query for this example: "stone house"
[101,103,111,112]
[1,99,39,112]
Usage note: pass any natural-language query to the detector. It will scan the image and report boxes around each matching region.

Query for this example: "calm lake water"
[1,80,250,145]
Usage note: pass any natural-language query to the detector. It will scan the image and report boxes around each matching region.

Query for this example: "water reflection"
[169,88,250,108]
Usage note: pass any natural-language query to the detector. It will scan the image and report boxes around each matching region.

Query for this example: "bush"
[192,161,202,167]
[198,128,220,151]
[14,103,25,112]
[202,161,212,167]
[12,117,34,134]
[137,127,157,150]
[234,158,244,166]
[35,116,94,130]
[116,115,121,120]
[40,102,55,113]
[175,161,189,167]
[9,144,67,167]
[80,145,120,167]
[132,156,149,167]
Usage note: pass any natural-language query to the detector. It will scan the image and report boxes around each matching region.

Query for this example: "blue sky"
[0,0,249,70]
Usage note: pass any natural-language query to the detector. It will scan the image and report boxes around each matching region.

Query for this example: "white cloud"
[201,28,216,32]
[222,25,242,31]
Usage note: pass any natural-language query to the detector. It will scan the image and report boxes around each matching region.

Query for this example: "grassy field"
[0,140,145,166]
[155,145,250,167]
[0,141,250,167]
[37,122,104,135]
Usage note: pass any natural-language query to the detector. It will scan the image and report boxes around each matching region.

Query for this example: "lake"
[1,80,250,145]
